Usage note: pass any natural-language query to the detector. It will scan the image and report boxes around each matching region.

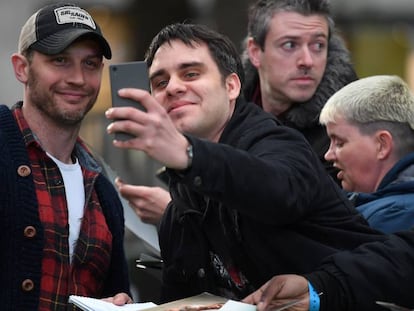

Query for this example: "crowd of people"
[1,1,414,311]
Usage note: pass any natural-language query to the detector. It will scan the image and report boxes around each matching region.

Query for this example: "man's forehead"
[61,39,104,57]
[157,39,206,55]
[270,11,329,33]
[150,40,211,71]
[34,38,103,59]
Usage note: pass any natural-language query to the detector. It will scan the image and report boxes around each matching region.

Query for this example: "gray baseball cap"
[18,2,112,59]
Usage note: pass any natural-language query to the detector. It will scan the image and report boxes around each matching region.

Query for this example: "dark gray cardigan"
[0,104,130,310]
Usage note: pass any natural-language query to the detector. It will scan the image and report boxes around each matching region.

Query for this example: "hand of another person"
[101,292,133,305]
[115,177,171,225]
[242,275,309,311]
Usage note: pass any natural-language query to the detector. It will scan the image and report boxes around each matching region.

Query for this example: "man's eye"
[153,80,168,89]
[312,42,326,52]
[53,57,67,64]
[185,72,199,78]
[84,59,100,69]
[282,41,295,50]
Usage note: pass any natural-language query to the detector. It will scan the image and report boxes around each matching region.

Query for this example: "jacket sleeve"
[167,125,334,226]
[306,229,414,311]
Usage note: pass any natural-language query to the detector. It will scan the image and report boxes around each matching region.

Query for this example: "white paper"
[122,193,160,254]
[69,292,257,311]
[99,159,160,255]
[219,300,256,311]
[68,295,156,311]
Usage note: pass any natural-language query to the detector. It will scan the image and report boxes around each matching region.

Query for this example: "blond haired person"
[320,75,414,233]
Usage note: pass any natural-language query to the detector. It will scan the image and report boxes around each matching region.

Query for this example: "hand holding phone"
[109,61,150,141]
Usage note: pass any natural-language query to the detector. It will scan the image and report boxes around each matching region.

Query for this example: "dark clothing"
[0,104,130,310]
[242,33,358,182]
[307,229,414,311]
[351,152,414,233]
[159,99,384,302]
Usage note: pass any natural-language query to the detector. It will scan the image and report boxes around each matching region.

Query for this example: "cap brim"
[30,28,112,59]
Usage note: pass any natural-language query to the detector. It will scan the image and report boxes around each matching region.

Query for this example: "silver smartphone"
[109,61,150,141]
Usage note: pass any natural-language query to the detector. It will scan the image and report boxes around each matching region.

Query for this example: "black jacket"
[307,229,414,310]
[242,33,358,181]
[159,99,384,302]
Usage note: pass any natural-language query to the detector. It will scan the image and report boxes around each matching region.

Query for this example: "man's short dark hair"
[145,23,245,85]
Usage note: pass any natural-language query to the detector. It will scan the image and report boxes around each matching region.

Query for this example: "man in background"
[243,0,357,182]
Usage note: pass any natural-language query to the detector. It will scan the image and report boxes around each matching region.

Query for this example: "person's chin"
[288,87,315,102]
[291,93,314,103]
[341,180,354,192]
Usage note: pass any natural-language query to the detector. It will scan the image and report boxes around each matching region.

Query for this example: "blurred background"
[3,0,414,304]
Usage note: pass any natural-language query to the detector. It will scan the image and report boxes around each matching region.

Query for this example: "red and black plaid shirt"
[13,107,113,311]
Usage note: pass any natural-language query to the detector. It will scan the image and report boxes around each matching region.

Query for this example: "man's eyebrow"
[150,61,205,81]
[179,61,204,69]
[279,32,328,41]
[86,53,103,60]
[149,69,166,81]
[313,32,328,39]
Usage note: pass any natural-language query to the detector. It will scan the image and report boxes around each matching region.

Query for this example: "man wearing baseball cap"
[0,3,132,310]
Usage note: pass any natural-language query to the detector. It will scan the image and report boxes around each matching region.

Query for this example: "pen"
[375,301,413,311]
[270,292,323,311]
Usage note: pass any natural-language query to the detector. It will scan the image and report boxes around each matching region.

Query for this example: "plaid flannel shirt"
[13,106,113,311]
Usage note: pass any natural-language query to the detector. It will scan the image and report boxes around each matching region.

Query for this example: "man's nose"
[297,46,314,68]
[66,64,86,85]
[166,75,186,95]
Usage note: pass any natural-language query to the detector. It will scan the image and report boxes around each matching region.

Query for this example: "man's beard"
[27,67,97,126]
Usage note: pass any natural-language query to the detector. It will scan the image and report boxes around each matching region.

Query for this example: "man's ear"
[376,130,394,160]
[11,53,29,83]
[225,72,241,101]
[247,37,261,68]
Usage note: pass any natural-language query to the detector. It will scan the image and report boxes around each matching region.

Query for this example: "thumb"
[115,177,124,189]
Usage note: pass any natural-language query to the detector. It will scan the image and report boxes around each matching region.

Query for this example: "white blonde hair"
[320,75,414,127]
[320,75,414,157]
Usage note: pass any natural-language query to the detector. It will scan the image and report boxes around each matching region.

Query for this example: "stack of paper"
[68,296,156,311]
[68,292,256,311]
